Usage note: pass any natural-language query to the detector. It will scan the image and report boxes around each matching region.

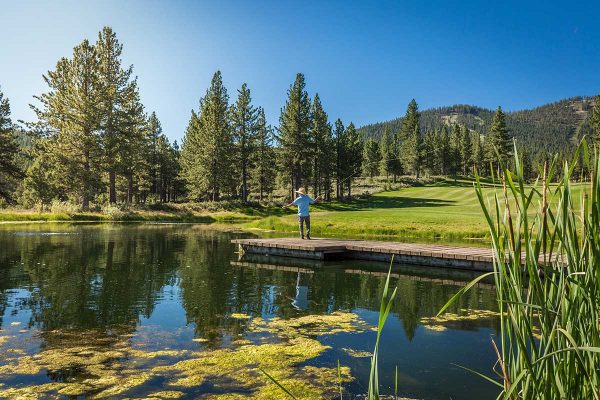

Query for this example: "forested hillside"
[358,97,597,157]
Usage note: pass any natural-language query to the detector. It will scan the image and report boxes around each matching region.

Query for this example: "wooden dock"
[232,238,497,272]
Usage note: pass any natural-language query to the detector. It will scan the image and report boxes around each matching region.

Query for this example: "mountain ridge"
[357,96,597,155]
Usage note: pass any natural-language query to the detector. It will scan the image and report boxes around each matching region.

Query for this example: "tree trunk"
[109,171,117,204]
[242,163,248,203]
[127,174,134,204]
[82,150,90,211]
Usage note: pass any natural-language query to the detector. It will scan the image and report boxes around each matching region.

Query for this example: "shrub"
[50,200,79,215]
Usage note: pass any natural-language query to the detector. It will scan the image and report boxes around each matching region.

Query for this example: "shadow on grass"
[315,196,455,211]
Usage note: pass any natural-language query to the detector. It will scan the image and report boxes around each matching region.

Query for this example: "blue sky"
[1,0,599,142]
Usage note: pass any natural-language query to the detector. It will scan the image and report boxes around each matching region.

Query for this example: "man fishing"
[283,188,320,239]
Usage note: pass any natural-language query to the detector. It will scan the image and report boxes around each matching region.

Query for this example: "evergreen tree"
[591,94,600,143]
[448,124,462,178]
[230,83,259,202]
[459,125,472,175]
[20,140,59,209]
[399,99,421,176]
[470,131,484,175]
[333,119,346,199]
[0,87,22,202]
[485,106,512,168]
[155,134,179,202]
[344,122,362,196]
[32,40,104,210]
[144,111,164,199]
[180,71,233,201]
[390,131,403,181]
[278,73,312,198]
[251,108,276,200]
[309,93,334,198]
[96,26,134,204]
[118,83,147,203]
[362,138,381,178]
[436,127,450,175]
[379,127,394,180]
[422,130,437,175]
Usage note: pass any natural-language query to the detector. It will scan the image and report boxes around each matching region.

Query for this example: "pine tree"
[470,131,484,175]
[309,93,333,197]
[436,127,450,175]
[485,106,512,168]
[390,131,403,181]
[96,26,134,204]
[449,124,462,178]
[155,134,179,202]
[117,82,147,203]
[399,99,421,176]
[20,140,58,209]
[230,83,258,202]
[459,125,472,175]
[344,122,362,196]
[591,94,600,143]
[379,127,393,180]
[278,73,312,198]
[181,71,233,201]
[422,130,437,176]
[251,108,276,200]
[180,109,201,199]
[333,119,346,199]
[0,87,22,202]
[362,138,381,178]
[32,40,104,210]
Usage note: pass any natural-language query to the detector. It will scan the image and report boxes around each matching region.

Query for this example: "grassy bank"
[2,179,586,241]
[247,181,494,239]
[0,209,263,223]
[247,180,587,240]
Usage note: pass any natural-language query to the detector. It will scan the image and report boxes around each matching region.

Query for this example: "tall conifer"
[309,94,333,197]
[230,83,258,202]
[399,99,421,177]
[278,73,312,198]
[96,26,134,203]
[459,125,471,175]
[0,87,22,202]
[180,71,232,201]
[251,108,276,200]
[485,106,511,167]
[362,138,381,178]
[33,40,104,210]
[333,119,345,199]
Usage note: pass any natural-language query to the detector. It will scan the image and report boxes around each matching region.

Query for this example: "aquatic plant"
[368,263,398,400]
[0,312,366,399]
[439,142,600,399]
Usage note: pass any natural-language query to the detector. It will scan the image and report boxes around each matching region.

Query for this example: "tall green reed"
[440,141,600,399]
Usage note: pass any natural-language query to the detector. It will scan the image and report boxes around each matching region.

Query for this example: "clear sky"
[1,0,599,142]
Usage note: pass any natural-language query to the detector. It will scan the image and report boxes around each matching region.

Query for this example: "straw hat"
[295,187,306,195]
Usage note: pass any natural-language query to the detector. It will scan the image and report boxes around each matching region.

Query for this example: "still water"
[0,224,500,399]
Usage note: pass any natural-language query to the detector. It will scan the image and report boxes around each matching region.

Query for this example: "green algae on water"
[420,309,500,332]
[0,311,370,399]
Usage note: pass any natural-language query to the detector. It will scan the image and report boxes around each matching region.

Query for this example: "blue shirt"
[292,195,314,217]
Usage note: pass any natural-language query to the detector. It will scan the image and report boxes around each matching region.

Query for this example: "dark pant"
[298,216,310,238]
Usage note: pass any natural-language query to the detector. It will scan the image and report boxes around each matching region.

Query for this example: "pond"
[0,223,500,399]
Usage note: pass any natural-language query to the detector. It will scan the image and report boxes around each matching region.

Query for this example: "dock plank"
[232,238,504,272]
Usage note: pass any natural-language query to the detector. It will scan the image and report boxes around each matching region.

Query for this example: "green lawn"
[247,180,587,242]
[1,179,587,243]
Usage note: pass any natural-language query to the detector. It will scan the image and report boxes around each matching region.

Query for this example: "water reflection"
[0,224,500,399]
